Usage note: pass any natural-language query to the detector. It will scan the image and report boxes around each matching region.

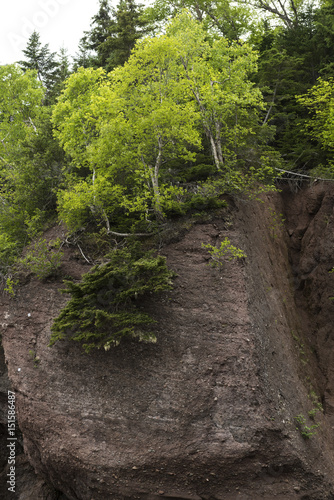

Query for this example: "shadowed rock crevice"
[0,345,68,499]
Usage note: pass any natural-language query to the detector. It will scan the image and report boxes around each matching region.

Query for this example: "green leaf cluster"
[52,11,277,231]
[294,413,319,439]
[50,244,175,352]
[18,238,64,280]
[202,238,247,268]
[297,78,334,152]
[0,75,67,269]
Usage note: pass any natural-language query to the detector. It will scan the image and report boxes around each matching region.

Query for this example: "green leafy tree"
[52,41,201,222]
[297,77,334,163]
[0,64,44,182]
[91,33,202,218]
[0,65,66,269]
[166,12,267,172]
[53,12,278,230]
[51,67,135,230]
[0,64,43,264]
[51,66,107,170]
[145,0,254,41]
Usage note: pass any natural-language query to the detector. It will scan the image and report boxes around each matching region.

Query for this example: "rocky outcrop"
[282,183,334,442]
[0,345,65,499]
[1,185,334,499]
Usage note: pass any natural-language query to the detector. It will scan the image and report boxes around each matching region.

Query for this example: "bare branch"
[245,0,295,28]
[263,80,279,125]
[275,168,334,182]
[77,243,91,264]
[102,209,155,237]
[289,0,299,25]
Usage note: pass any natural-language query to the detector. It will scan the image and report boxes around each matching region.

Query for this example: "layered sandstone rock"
[0,185,333,499]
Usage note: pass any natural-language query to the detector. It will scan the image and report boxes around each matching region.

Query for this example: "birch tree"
[167,12,264,170]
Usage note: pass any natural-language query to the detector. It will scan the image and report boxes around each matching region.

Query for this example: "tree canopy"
[52,12,277,231]
[1,0,333,268]
[77,0,149,71]
[1,0,334,350]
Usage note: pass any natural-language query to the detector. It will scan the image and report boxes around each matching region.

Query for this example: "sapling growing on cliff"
[49,243,175,353]
[18,238,64,280]
[294,413,319,439]
[202,238,246,268]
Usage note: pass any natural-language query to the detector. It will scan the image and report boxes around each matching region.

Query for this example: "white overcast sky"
[0,0,107,65]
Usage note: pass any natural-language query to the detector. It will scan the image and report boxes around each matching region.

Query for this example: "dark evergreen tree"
[19,31,59,93]
[79,0,114,68]
[50,244,175,353]
[102,0,148,70]
[78,0,148,71]
[253,3,334,172]
[50,47,71,100]
[73,39,96,70]
[88,0,113,52]
[313,1,334,79]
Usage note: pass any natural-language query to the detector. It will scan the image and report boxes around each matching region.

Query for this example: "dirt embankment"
[0,183,333,499]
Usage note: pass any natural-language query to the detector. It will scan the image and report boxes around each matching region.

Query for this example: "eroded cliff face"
[0,184,334,499]
[0,344,64,500]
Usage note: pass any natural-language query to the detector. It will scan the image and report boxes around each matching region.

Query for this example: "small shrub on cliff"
[294,414,319,439]
[18,238,63,280]
[49,244,175,353]
[3,277,18,297]
[202,238,247,268]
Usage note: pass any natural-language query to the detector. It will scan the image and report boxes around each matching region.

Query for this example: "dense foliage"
[50,245,175,352]
[52,12,278,232]
[1,0,334,350]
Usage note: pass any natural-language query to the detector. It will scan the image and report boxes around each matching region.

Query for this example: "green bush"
[18,238,63,280]
[50,244,175,353]
[202,238,247,268]
[187,194,226,212]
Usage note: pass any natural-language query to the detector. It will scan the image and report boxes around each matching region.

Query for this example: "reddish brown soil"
[0,184,334,499]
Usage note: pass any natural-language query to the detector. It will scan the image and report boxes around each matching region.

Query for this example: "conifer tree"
[313,1,334,79]
[102,0,148,70]
[73,39,96,70]
[251,2,334,171]
[19,31,59,93]
[78,0,148,71]
[50,47,71,100]
[80,0,114,68]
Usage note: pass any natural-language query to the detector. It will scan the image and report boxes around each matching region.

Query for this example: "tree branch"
[275,168,334,182]
[77,243,91,263]
[102,209,156,237]
[263,80,279,125]
[249,0,294,28]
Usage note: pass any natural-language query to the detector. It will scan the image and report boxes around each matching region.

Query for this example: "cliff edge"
[1,184,334,499]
